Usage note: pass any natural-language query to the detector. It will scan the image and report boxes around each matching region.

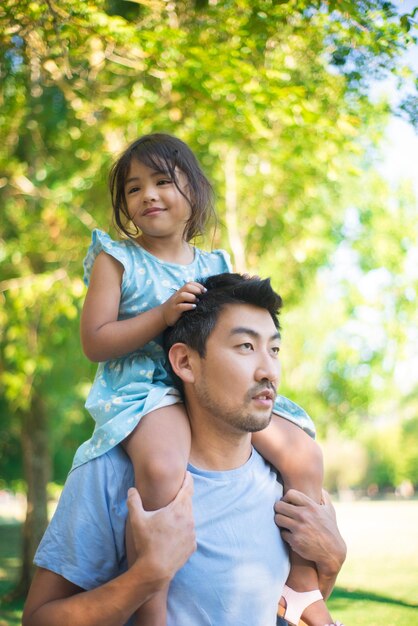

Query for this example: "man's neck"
[187,405,253,471]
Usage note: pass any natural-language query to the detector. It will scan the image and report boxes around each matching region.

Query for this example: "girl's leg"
[123,403,192,626]
[252,415,334,626]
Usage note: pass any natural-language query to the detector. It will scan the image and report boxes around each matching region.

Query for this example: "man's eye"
[240,343,253,351]
[271,346,280,356]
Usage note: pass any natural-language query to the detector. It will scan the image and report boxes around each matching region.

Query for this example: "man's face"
[190,304,281,435]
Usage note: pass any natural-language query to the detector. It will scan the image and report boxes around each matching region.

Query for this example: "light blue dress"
[72,229,315,470]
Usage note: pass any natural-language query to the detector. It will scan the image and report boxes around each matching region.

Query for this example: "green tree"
[399,417,418,487]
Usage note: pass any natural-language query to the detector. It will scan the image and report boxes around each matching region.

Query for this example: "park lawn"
[328,500,418,626]
[0,500,417,625]
[0,523,24,626]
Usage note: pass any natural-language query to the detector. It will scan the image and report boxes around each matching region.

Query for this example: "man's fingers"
[321,489,332,506]
[278,528,292,545]
[274,507,300,531]
[166,471,194,515]
[274,493,311,519]
[128,487,144,510]
[274,490,318,528]
[274,499,297,517]
[274,512,294,531]
[175,471,194,501]
[127,487,144,514]
[281,488,313,506]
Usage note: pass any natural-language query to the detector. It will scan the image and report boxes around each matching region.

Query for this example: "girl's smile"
[142,206,167,216]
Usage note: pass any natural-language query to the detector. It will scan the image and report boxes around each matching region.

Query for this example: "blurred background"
[0,1,417,624]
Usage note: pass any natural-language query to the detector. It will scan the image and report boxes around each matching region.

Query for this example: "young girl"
[72,133,341,626]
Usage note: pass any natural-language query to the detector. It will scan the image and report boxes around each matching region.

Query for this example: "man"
[23,273,346,626]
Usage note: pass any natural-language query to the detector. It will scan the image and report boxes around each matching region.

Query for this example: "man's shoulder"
[34,447,132,591]
[68,447,134,496]
[249,447,281,475]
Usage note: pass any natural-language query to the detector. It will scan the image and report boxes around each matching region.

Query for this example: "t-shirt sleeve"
[273,395,316,439]
[82,229,130,287]
[34,451,133,590]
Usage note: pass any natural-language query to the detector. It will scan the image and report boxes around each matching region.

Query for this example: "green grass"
[0,523,24,626]
[328,500,418,625]
[0,501,417,625]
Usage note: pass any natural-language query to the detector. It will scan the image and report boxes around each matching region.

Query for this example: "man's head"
[164,273,282,357]
[165,273,283,436]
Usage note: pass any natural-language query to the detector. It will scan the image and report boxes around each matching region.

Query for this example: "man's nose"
[255,352,280,384]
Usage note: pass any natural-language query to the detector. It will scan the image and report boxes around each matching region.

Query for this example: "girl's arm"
[252,416,324,500]
[81,252,203,362]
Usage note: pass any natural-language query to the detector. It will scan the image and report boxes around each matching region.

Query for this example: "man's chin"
[242,413,272,433]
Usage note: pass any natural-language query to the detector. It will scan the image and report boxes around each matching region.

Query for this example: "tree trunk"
[223,146,246,272]
[13,392,50,598]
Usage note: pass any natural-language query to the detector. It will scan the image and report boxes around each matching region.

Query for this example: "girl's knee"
[137,451,187,509]
[140,451,187,490]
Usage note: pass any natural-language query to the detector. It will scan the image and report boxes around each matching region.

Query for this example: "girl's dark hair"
[109,133,215,241]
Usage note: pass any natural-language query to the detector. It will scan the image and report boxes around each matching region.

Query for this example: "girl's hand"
[160,282,206,326]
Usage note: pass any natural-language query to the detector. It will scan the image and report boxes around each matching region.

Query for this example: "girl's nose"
[143,184,158,202]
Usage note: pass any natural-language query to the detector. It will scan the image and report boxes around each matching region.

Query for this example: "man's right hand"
[127,471,196,583]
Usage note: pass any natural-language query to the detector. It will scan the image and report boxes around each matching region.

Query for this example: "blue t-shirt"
[35,447,290,626]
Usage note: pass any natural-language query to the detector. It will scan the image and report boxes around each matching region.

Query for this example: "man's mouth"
[252,387,276,403]
[254,393,273,401]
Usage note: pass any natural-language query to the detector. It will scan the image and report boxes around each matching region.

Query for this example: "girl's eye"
[127,186,140,194]
[157,178,172,186]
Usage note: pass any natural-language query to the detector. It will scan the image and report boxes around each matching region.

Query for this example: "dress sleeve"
[213,248,233,273]
[273,395,316,439]
[83,229,130,286]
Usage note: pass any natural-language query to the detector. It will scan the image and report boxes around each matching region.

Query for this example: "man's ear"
[168,343,197,384]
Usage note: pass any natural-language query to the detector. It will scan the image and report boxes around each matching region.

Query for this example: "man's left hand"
[274,489,346,584]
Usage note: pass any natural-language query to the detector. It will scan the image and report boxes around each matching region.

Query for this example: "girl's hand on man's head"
[160,282,206,327]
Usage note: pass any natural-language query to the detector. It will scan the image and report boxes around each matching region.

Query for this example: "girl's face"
[124,159,191,241]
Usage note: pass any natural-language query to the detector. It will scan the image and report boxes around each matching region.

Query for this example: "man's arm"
[274,489,346,599]
[23,476,196,626]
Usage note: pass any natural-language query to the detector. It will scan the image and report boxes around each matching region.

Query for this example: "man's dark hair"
[164,273,282,360]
